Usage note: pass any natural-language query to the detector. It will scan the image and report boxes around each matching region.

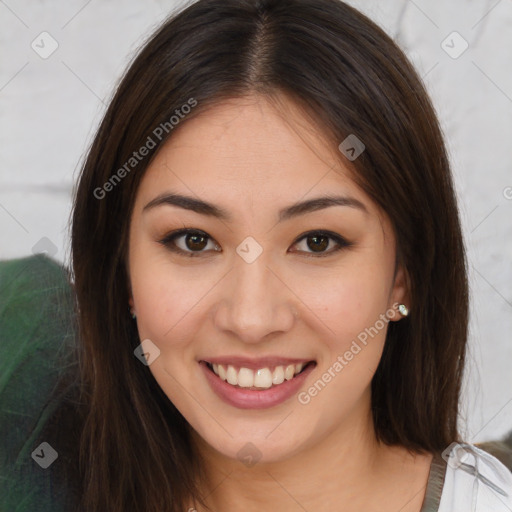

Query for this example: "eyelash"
[157,228,352,258]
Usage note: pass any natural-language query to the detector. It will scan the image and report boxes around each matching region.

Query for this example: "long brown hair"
[69,0,468,509]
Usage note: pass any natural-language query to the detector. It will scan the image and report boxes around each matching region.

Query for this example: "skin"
[127,93,433,512]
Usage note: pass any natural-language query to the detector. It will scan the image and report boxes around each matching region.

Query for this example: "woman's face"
[127,94,407,464]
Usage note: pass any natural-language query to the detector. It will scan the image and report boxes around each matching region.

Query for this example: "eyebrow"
[143,191,368,222]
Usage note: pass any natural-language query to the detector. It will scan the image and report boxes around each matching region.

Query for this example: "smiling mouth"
[203,360,316,390]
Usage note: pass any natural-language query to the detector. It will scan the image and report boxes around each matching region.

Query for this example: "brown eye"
[305,234,329,252]
[159,229,221,257]
[184,232,208,251]
[291,230,351,257]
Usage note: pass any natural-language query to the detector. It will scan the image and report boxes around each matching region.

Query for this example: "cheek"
[294,260,393,344]
[297,271,390,416]
[291,259,393,407]
[129,258,206,411]
[133,266,203,346]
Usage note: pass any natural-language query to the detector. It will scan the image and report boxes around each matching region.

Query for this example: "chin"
[194,424,311,467]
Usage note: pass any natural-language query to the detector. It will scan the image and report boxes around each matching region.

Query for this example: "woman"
[2,0,511,510]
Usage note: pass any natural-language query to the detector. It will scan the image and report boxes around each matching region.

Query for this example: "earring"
[398,304,409,317]
[129,307,136,319]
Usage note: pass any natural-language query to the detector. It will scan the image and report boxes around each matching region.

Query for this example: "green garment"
[0,255,79,511]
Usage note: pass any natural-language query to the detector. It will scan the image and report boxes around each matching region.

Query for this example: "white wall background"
[0,0,511,443]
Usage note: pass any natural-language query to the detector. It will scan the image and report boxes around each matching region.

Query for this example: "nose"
[213,253,297,344]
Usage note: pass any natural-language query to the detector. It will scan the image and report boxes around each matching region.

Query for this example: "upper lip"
[200,356,315,371]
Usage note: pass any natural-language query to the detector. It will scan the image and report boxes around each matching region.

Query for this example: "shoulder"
[438,442,512,511]
[0,254,75,349]
[0,254,76,405]
[0,254,80,511]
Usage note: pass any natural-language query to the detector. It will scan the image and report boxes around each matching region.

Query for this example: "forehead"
[134,94,375,218]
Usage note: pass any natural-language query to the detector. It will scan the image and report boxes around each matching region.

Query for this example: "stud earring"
[398,304,409,317]
[129,307,136,319]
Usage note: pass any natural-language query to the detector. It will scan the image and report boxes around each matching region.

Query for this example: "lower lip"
[199,361,316,409]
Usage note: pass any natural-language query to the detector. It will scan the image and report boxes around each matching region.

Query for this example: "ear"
[388,264,410,321]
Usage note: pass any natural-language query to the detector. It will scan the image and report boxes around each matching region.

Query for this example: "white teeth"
[209,362,308,389]
[217,364,227,381]
[238,368,254,388]
[272,366,285,385]
[284,364,295,380]
[254,368,273,388]
[226,365,238,385]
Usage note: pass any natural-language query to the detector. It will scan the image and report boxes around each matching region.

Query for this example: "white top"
[422,443,512,512]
